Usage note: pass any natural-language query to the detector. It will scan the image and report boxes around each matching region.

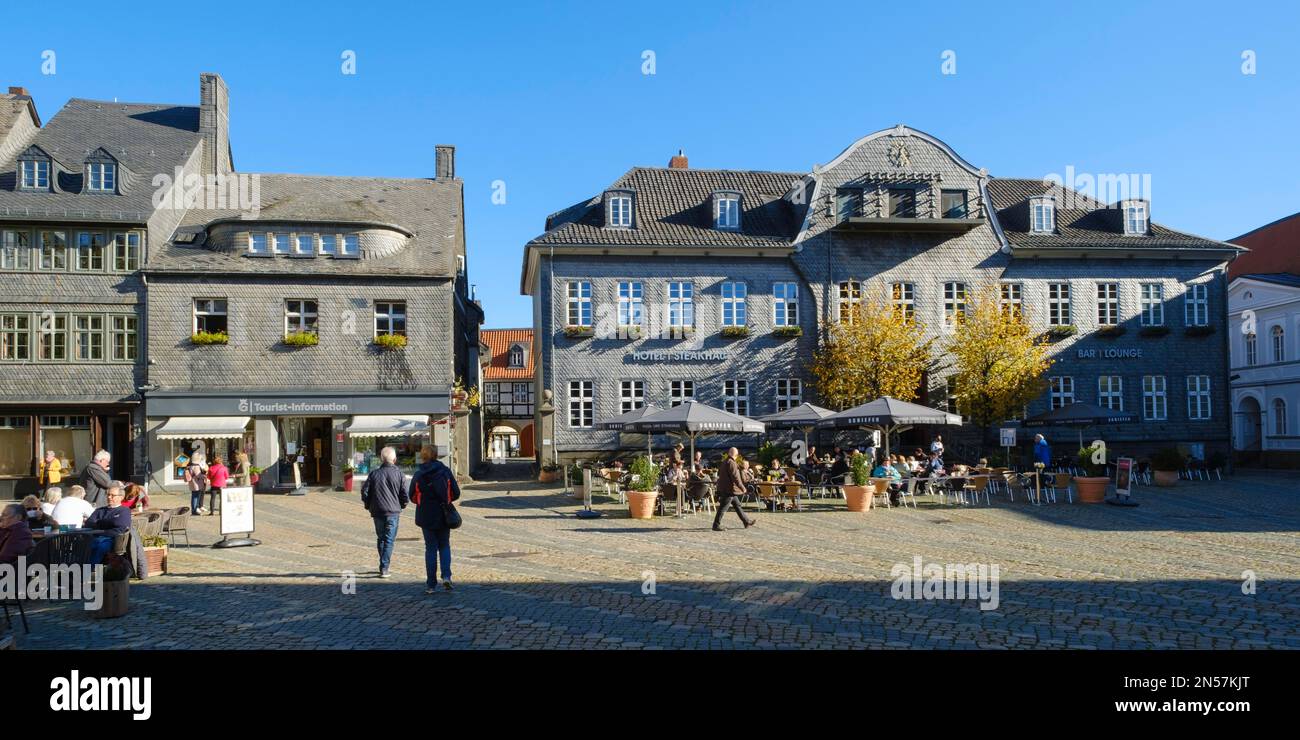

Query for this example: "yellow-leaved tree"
[810,285,933,409]
[947,285,1054,451]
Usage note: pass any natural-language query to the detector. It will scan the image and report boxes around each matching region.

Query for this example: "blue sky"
[6,0,1299,328]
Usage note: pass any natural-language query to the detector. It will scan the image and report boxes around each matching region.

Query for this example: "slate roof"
[1236,273,1300,288]
[0,98,203,222]
[481,328,534,380]
[146,173,463,277]
[987,177,1239,253]
[528,167,806,248]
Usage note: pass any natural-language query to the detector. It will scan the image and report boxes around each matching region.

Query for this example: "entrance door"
[279,417,333,485]
[105,416,131,480]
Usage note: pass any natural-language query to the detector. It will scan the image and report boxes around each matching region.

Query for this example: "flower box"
[190,331,229,345]
[373,334,408,351]
[1184,325,1216,337]
[1095,325,1126,338]
[719,326,749,339]
[282,331,319,347]
[563,325,595,339]
[1045,324,1077,340]
[772,326,803,338]
[667,326,695,339]
[1138,325,1171,338]
[143,545,168,577]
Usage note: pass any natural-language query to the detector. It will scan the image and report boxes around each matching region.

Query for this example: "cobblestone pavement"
[10,472,1299,649]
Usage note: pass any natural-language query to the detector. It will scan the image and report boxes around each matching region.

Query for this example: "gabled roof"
[481,328,534,380]
[0,97,203,221]
[527,167,805,248]
[987,178,1240,254]
[1234,272,1300,289]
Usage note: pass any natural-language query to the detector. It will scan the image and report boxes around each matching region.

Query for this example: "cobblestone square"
[11,470,1299,650]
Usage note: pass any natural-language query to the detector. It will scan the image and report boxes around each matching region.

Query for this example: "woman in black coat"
[409,445,461,594]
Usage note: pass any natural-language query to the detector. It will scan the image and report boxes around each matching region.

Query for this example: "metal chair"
[687,479,715,515]
[968,475,992,506]
[896,477,919,509]
[164,507,191,547]
[756,482,783,511]
[870,478,891,509]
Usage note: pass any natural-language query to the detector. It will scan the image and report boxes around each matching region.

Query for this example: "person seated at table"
[925,451,945,476]
[21,495,56,531]
[807,446,817,463]
[41,486,62,516]
[0,503,34,566]
[890,455,913,478]
[50,484,95,527]
[830,451,851,482]
[739,459,757,486]
[85,482,132,564]
[660,459,688,486]
[121,483,150,511]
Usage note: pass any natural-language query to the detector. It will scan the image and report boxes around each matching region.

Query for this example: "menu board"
[220,486,255,535]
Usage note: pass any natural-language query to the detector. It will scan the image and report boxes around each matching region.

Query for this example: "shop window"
[0,416,32,476]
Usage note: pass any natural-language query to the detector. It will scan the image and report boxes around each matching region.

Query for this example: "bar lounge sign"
[1077,347,1143,360]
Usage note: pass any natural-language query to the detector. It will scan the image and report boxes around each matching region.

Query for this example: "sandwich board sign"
[1115,457,1135,499]
[215,486,260,549]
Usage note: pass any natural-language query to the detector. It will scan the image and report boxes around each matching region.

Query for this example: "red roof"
[1231,211,1300,280]
[482,329,534,380]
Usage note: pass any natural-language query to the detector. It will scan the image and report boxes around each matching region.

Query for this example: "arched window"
[1272,325,1285,363]
[1274,399,1288,436]
[1245,332,1258,366]
[508,344,525,368]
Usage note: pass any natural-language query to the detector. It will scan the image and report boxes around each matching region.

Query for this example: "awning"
[155,416,251,440]
[345,415,430,438]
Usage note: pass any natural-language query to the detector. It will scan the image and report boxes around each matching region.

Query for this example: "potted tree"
[539,462,560,483]
[1151,448,1184,487]
[141,534,168,577]
[341,465,355,492]
[1074,445,1111,503]
[95,553,131,619]
[843,452,873,512]
[625,456,660,519]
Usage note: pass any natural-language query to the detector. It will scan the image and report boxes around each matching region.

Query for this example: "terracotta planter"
[1154,470,1179,487]
[843,485,871,512]
[250,473,260,485]
[539,469,558,483]
[95,579,129,619]
[1074,476,1109,503]
[627,490,658,519]
[143,546,168,577]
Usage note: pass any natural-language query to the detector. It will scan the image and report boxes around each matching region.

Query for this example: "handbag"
[442,479,462,530]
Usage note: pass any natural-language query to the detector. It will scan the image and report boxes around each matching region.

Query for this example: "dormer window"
[86,162,116,192]
[713,192,741,230]
[508,344,526,368]
[605,191,634,228]
[1122,200,1149,235]
[20,159,49,190]
[1030,197,1055,233]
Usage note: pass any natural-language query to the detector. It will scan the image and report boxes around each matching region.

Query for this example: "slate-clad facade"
[523,127,1242,464]
[0,74,483,496]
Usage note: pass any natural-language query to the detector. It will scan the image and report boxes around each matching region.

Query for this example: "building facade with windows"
[0,85,197,497]
[480,328,536,459]
[1227,273,1300,467]
[522,127,1240,463]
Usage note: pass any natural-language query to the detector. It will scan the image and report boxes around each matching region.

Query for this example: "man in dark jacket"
[712,447,755,531]
[408,445,461,594]
[361,446,408,578]
[84,482,131,564]
[0,503,34,566]
[79,450,113,507]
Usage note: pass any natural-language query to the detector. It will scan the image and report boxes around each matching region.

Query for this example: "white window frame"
[192,299,228,335]
[1048,376,1074,410]
[318,234,337,256]
[248,233,269,255]
[1048,282,1072,326]
[1,313,32,361]
[566,281,592,327]
[1,229,31,270]
[39,230,67,271]
[1187,375,1211,421]
[271,233,291,255]
[838,280,862,323]
[1245,332,1258,366]
[617,281,643,327]
[776,378,802,412]
[110,315,136,361]
[75,232,105,271]
[112,232,141,272]
[943,282,967,327]
[892,282,915,321]
[1097,282,1119,325]
[1272,325,1285,363]
[1123,201,1149,235]
[619,380,645,414]
[568,380,594,428]
[1273,399,1288,436]
[37,313,67,361]
[285,299,319,336]
[668,282,693,328]
[1098,376,1123,411]
[723,379,749,416]
[341,235,360,257]
[72,314,104,362]
[20,159,49,190]
[669,380,694,407]
[1142,375,1167,421]
[721,281,747,327]
[1184,284,1209,327]
[1030,197,1055,233]
[1140,283,1164,326]
[294,234,315,256]
[86,162,116,192]
[773,282,799,326]
[1000,282,1023,317]
[608,196,633,228]
[714,195,740,230]
[373,301,406,337]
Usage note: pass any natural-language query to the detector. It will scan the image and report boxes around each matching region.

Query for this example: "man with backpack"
[408,445,461,594]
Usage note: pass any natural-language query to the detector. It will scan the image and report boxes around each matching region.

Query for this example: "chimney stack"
[435,145,456,180]
[7,86,29,97]
[668,149,688,169]
[199,72,232,176]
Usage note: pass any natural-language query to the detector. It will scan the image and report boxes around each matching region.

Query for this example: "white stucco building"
[1228,273,1300,467]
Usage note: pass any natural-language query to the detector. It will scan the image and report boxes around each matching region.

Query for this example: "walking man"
[410,445,461,594]
[712,447,755,531]
[361,446,408,578]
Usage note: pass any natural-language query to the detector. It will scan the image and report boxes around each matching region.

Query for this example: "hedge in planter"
[719,326,749,339]
[843,453,874,512]
[626,456,660,519]
[564,325,594,339]
[373,334,408,351]
[282,331,319,347]
[1095,325,1126,338]
[1138,325,1171,338]
[772,326,803,338]
[191,331,229,345]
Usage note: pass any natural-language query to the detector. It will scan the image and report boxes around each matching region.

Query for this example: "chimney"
[7,86,29,97]
[435,145,456,180]
[199,72,232,176]
[668,149,688,169]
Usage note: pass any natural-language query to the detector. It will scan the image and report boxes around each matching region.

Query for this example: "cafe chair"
[165,507,192,547]
[870,478,891,509]
[897,477,919,509]
[687,480,715,515]
[757,482,783,512]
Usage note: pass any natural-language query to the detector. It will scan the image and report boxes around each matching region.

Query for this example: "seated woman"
[21,495,56,530]
[41,486,62,516]
[660,459,687,486]
[121,483,150,511]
